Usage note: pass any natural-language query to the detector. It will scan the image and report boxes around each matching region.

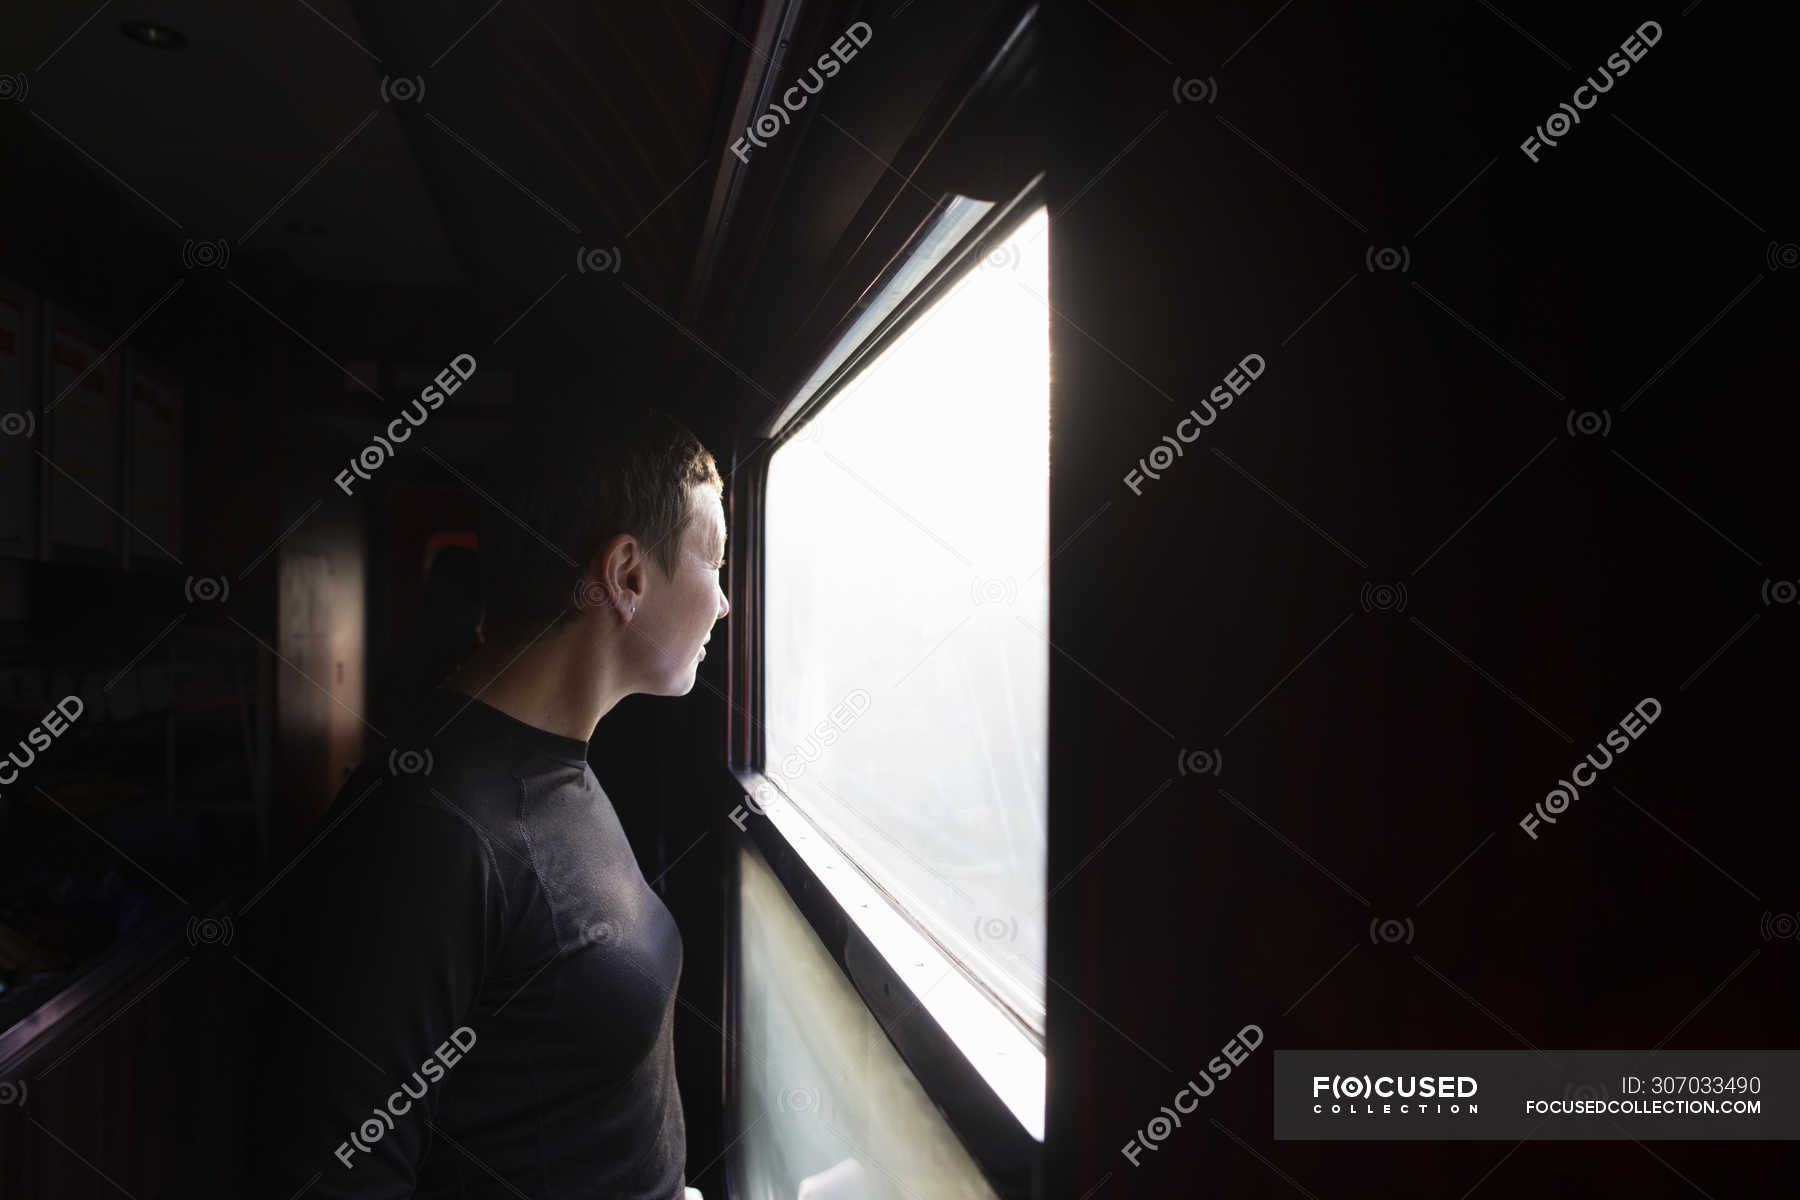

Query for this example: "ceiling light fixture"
[120,21,187,50]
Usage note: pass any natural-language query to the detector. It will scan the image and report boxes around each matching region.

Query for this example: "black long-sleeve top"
[243,686,687,1198]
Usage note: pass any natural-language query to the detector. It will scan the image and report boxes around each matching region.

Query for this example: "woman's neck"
[439,623,626,742]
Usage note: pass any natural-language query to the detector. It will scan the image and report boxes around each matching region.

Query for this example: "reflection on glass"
[731,839,1003,1200]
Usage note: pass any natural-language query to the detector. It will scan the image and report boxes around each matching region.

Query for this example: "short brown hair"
[475,407,723,640]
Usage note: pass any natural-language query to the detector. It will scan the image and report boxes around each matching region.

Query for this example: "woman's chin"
[657,661,700,696]
[641,649,704,696]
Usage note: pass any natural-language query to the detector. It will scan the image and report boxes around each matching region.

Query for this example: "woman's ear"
[594,531,645,619]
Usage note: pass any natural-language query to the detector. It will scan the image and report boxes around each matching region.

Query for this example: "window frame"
[722,180,1050,1200]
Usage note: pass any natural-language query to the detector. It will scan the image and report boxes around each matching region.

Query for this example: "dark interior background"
[0,0,1793,1196]
[1045,1,1796,1196]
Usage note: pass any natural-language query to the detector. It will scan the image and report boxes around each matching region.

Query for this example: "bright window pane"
[764,206,1049,1035]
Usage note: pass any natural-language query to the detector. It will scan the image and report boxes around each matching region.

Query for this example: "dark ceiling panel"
[1,0,462,286]
[345,0,748,357]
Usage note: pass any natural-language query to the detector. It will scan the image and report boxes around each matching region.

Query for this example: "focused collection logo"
[1310,1074,1480,1116]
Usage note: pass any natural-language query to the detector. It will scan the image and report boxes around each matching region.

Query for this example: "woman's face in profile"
[635,482,729,696]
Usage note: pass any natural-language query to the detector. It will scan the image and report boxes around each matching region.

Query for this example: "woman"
[245,408,728,1198]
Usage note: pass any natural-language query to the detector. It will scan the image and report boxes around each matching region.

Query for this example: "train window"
[760,203,1050,1101]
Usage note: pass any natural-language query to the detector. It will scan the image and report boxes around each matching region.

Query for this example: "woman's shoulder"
[323,749,526,874]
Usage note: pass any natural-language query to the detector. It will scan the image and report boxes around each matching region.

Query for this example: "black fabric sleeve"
[242,779,510,1198]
